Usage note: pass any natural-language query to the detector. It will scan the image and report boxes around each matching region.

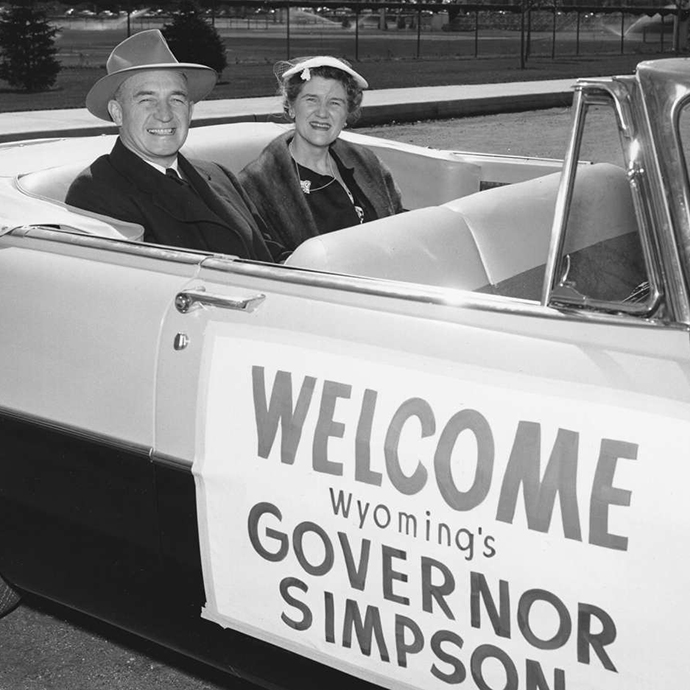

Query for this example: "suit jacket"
[239,132,404,253]
[66,138,280,262]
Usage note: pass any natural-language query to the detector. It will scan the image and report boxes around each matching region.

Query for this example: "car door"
[154,252,690,690]
[0,228,202,630]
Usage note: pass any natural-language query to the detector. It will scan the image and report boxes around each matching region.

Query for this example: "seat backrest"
[443,162,635,286]
[183,123,483,208]
[361,143,482,209]
[15,164,144,241]
[286,163,637,296]
[16,161,90,204]
[182,122,291,174]
[285,206,490,291]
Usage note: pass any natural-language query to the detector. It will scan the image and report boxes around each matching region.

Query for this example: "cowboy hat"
[280,56,368,90]
[86,30,218,121]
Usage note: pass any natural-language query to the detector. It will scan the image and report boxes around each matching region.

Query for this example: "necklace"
[290,143,337,195]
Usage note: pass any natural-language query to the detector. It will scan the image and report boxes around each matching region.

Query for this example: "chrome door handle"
[175,288,265,314]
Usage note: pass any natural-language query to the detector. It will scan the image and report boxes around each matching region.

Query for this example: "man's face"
[108,70,194,167]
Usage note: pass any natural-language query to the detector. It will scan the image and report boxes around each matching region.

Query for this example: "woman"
[239,56,404,256]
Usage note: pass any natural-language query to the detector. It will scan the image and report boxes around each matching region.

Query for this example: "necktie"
[166,168,187,184]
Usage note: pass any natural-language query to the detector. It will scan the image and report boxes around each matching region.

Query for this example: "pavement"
[0,78,576,144]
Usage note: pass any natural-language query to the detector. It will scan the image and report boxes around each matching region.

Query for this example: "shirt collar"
[144,158,180,176]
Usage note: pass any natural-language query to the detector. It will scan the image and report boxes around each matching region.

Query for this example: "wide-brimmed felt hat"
[280,56,368,90]
[86,30,218,121]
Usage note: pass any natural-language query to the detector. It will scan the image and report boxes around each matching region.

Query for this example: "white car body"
[0,58,688,690]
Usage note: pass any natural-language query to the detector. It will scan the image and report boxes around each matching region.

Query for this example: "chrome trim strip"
[199,257,671,328]
[6,226,206,265]
[5,220,677,328]
[0,405,151,457]
[6,224,556,318]
[200,255,558,315]
[449,150,564,164]
[150,451,193,472]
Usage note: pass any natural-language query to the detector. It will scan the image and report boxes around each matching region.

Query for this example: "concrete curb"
[0,78,576,144]
[359,89,573,125]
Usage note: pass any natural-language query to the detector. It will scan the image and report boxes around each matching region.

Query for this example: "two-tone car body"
[1,58,689,690]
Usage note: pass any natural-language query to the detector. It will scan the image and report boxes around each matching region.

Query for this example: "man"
[67,30,279,261]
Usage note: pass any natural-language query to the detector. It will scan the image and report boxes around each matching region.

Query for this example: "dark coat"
[66,138,280,262]
[238,132,404,253]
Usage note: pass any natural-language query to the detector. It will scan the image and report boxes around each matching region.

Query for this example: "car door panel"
[0,232,199,627]
[155,260,690,690]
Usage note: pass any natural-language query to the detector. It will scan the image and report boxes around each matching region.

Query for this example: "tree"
[0,3,60,91]
[162,0,227,75]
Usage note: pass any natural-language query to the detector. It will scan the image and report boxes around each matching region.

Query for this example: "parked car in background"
[0,58,689,690]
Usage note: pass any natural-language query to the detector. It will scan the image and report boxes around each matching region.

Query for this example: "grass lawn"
[0,23,679,113]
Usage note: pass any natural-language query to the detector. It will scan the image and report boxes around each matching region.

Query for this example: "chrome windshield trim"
[542,78,674,320]
[637,62,690,321]
[0,405,151,458]
[542,86,586,306]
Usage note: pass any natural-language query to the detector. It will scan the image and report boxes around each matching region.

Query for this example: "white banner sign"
[194,332,690,690]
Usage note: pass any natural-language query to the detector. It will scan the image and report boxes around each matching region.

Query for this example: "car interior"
[12,125,645,305]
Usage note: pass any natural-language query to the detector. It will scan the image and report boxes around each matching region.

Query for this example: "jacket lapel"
[180,155,265,249]
[109,139,230,227]
[178,155,247,227]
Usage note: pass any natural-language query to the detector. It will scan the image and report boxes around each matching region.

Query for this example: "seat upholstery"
[15,163,145,241]
[181,122,290,175]
[13,122,484,243]
[362,144,481,209]
[444,162,636,286]
[286,163,638,297]
[286,206,490,291]
[17,161,92,204]
[183,123,483,209]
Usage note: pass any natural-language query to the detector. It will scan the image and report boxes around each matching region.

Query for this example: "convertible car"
[1,57,689,690]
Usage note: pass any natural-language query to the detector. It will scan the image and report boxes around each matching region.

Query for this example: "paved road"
[0,108,589,690]
[0,597,253,690]
[360,108,572,158]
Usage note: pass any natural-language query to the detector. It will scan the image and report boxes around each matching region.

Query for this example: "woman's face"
[290,76,349,150]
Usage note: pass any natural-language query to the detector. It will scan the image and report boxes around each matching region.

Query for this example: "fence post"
[620,11,625,54]
[286,2,290,59]
[673,2,686,54]
[520,0,526,67]
[474,9,479,57]
[576,10,580,55]
[416,6,421,59]
[355,6,360,61]
[551,2,557,58]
